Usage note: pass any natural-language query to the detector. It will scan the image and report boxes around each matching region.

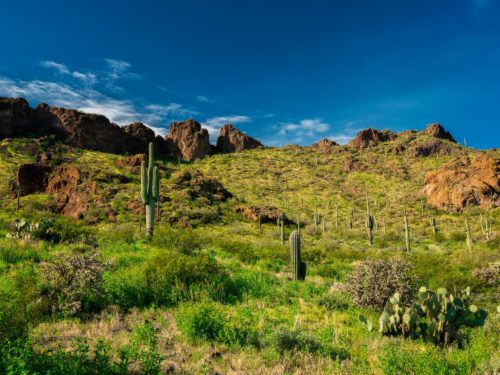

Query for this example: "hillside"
[0,106,499,373]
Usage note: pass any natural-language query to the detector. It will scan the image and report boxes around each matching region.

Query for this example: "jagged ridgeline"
[0,96,499,374]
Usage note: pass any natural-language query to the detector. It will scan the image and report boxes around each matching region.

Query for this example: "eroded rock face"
[36,104,145,154]
[348,128,396,148]
[123,122,156,144]
[0,98,64,139]
[422,154,499,211]
[115,154,145,168]
[311,138,339,152]
[166,119,211,161]
[411,139,458,157]
[342,155,365,173]
[422,123,456,143]
[13,163,52,195]
[216,124,262,153]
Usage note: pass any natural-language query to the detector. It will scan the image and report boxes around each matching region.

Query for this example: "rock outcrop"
[236,205,291,224]
[37,104,145,154]
[0,98,64,139]
[166,119,211,161]
[123,122,156,144]
[348,128,396,148]
[173,170,232,202]
[216,124,262,153]
[423,123,456,143]
[410,139,458,157]
[311,138,339,152]
[13,163,52,195]
[422,154,499,211]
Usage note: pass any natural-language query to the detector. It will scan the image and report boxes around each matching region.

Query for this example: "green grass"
[0,137,498,374]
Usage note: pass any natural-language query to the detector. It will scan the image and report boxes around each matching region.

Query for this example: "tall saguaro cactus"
[289,230,306,280]
[365,192,374,245]
[141,142,160,237]
[404,211,410,252]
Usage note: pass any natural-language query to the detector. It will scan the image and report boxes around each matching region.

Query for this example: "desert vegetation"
[0,129,498,374]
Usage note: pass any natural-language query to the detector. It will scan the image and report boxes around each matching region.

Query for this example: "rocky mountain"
[216,124,262,153]
[165,119,212,161]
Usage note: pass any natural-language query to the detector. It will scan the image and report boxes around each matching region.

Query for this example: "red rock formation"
[37,104,145,154]
[13,163,52,195]
[166,119,211,161]
[423,123,456,143]
[123,122,156,144]
[348,128,396,148]
[216,124,262,153]
[422,154,499,211]
[411,139,458,157]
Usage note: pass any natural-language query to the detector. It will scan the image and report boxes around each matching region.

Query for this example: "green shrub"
[272,327,322,354]
[151,227,202,255]
[346,259,419,310]
[318,292,350,311]
[176,302,259,347]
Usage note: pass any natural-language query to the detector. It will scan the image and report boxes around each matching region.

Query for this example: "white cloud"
[277,118,330,138]
[0,75,190,137]
[196,95,215,103]
[39,60,97,86]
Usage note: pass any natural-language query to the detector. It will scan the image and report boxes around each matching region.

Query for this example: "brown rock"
[423,123,456,143]
[127,199,145,215]
[342,155,365,173]
[411,139,458,157]
[173,170,232,202]
[348,128,396,148]
[311,138,339,152]
[46,166,89,218]
[236,205,290,223]
[215,124,262,153]
[422,154,499,211]
[123,122,156,144]
[36,104,145,154]
[13,163,52,195]
[166,119,211,161]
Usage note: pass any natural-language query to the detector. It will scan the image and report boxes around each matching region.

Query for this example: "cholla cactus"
[141,142,160,237]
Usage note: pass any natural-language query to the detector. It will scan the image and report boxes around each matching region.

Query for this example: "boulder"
[422,154,499,211]
[115,154,145,168]
[348,128,396,148]
[422,123,456,143]
[166,119,211,161]
[36,104,145,154]
[216,124,262,153]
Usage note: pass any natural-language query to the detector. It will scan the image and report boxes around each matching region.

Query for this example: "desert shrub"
[151,227,202,255]
[176,302,259,347]
[473,263,499,287]
[39,252,108,316]
[7,218,60,243]
[318,292,350,311]
[346,259,418,310]
[272,327,322,354]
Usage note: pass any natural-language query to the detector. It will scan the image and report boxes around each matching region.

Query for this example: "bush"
[473,263,499,287]
[176,302,259,347]
[7,218,60,243]
[272,327,322,354]
[39,252,108,316]
[346,259,418,310]
[318,292,350,311]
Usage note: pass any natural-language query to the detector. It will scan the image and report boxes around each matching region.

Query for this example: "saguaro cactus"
[365,192,374,245]
[480,215,492,240]
[289,230,306,280]
[430,217,438,237]
[404,211,410,252]
[465,219,473,252]
[141,142,160,237]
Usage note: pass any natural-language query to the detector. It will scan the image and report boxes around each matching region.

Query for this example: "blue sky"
[0,0,499,148]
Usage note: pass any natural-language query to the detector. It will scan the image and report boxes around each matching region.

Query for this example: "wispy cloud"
[0,75,189,136]
[196,95,215,103]
[102,58,141,92]
[277,118,330,138]
[40,60,97,86]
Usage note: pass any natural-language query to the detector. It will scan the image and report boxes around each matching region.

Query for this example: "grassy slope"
[0,135,499,374]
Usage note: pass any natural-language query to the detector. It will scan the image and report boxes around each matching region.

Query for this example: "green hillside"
[0,135,498,374]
